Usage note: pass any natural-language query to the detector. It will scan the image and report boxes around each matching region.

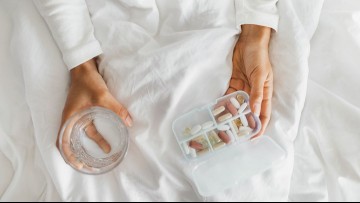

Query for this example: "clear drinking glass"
[59,106,129,175]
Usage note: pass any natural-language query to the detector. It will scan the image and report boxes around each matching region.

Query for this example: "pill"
[236,94,245,104]
[213,142,226,150]
[230,97,241,109]
[238,103,248,114]
[231,121,239,134]
[190,148,197,158]
[243,108,251,115]
[226,101,238,116]
[202,121,214,130]
[218,131,231,144]
[183,127,192,136]
[197,148,211,156]
[226,130,234,143]
[190,125,202,135]
[208,131,222,145]
[189,140,203,150]
[194,136,209,148]
[238,126,253,136]
[240,114,248,127]
[232,118,243,128]
[217,124,230,131]
[218,113,232,122]
[182,142,190,154]
[212,106,225,116]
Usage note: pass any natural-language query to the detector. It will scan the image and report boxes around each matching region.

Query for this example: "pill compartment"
[172,106,215,143]
[210,91,250,125]
[184,134,212,159]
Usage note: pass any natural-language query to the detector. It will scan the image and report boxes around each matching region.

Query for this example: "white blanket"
[1,0,358,201]
[290,0,360,201]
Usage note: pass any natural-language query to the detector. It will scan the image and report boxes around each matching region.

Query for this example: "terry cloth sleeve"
[33,0,103,70]
[235,0,279,31]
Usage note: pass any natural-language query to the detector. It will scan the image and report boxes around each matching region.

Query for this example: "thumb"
[250,72,266,117]
[107,99,133,128]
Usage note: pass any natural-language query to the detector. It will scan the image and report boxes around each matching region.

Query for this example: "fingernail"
[253,103,261,117]
[125,116,133,127]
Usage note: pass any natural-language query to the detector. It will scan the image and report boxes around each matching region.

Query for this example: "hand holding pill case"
[172,91,286,197]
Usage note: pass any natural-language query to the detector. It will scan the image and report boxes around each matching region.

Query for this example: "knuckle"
[117,106,129,118]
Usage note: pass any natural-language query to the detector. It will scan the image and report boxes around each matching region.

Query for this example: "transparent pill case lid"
[172,91,286,197]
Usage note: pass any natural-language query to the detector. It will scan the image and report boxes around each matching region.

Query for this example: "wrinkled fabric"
[290,0,360,201]
[2,0,357,202]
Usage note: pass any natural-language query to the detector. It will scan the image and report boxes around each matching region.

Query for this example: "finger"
[251,83,273,139]
[229,78,245,91]
[249,71,267,117]
[260,98,271,133]
[58,112,80,150]
[62,141,84,170]
[58,103,87,147]
[243,83,251,95]
[251,98,271,139]
[105,99,133,127]
[85,123,112,154]
[225,87,237,95]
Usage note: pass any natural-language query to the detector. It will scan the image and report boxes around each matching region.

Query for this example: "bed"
[0,0,359,201]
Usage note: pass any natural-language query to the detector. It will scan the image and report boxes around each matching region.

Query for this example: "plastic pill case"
[172,91,261,160]
[172,91,286,197]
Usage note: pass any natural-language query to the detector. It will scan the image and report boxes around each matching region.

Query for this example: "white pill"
[243,108,251,115]
[217,124,230,131]
[190,125,202,135]
[238,126,253,136]
[240,114,248,127]
[238,103,248,114]
[212,106,226,116]
[202,121,214,130]
[190,148,197,158]
[230,97,241,109]
[226,130,235,142]
[182,142,190,155]
[218,113,232,122]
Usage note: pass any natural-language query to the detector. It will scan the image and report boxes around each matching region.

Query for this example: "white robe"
[33,0,279,69]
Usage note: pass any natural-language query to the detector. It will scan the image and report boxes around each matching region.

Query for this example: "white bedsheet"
[0,0,359,201]
[290,0,360,201]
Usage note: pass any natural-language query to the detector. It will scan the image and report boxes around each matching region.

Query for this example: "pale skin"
[59,24,273,168]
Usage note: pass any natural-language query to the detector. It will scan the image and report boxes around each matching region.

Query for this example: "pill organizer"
[172,91,286,197]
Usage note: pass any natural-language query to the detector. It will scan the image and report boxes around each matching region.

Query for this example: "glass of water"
[59,106,129,175]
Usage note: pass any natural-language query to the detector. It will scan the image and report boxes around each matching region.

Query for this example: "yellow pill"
[197,148,211,156]
[236,94,245,104]
[213,142,226,150]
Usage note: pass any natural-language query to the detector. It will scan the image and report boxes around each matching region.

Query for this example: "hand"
[227,25,274,138]
[58,58,132,169]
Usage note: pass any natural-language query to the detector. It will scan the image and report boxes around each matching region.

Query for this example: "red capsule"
[218,131,231,144]
[189,140,203,150]
[226,101,238,116]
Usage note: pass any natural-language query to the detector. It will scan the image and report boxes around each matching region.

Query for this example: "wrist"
[238,25,271,48]
[70,58,99,82]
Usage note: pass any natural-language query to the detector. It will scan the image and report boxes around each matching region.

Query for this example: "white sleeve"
[33,0,102,70]
[235,0,279,31]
